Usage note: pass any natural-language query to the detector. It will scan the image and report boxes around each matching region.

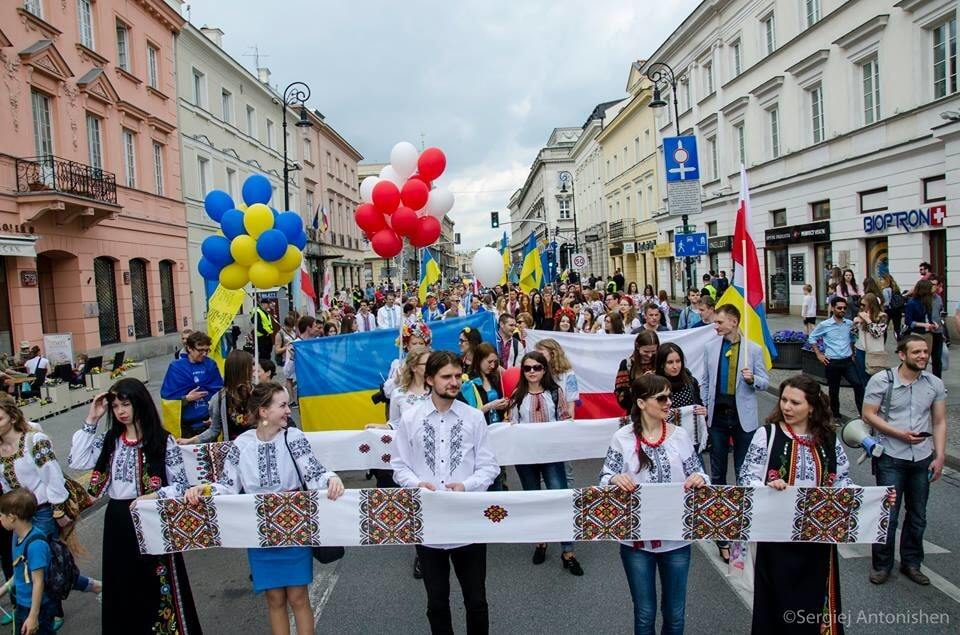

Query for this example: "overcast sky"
[186,0,700,249]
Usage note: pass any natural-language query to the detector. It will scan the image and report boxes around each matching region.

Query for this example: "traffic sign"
[674,232,708,257]
[663,136,700,182]
[571,253,589,270]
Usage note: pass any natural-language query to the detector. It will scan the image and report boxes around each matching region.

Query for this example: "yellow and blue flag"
[519,232,543,293]
[419,248,441,304]
[499,232,510,286]
[295,313,497,430]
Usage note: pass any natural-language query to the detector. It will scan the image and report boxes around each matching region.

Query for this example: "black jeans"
[415,543,488,635]
[707,407,754,486]
[930,332,944,378]
[872,454,932,572]
[823,357,864,417]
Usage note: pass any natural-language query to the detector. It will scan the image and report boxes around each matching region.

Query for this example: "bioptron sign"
[863,205,946,234]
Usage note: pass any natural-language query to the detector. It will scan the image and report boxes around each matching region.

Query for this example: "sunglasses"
[522,364,544,373]
[652,394,671,404]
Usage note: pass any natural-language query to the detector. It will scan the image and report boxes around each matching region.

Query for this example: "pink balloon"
[417,147,446,181]
[371,229,403,258]
[372,180,401,214]
[391,206,418,237]
[400,179,430,211]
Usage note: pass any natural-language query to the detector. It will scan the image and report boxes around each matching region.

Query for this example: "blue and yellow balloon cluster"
[198,174,307,290]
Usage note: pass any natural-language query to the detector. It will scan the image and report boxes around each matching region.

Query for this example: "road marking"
[694,542,753,610]
[838,531,950,559]
[287,561,340,632]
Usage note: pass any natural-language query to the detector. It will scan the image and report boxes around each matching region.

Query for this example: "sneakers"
[561,554,584,576]
[900,566,931,586]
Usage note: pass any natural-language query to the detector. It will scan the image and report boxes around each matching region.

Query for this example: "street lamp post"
[558,170,579,279]
[280,81,312,311]
[646,62,694,293]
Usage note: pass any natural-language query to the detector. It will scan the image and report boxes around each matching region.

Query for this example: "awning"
[0,235,38,258]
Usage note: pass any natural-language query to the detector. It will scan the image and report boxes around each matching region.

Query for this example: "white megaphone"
[841,418,884,464]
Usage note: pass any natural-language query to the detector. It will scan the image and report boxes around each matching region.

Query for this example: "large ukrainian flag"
[295,312,497,430]
[518,232,543,293]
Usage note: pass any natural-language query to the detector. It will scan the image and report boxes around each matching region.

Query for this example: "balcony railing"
[15,155,118,205]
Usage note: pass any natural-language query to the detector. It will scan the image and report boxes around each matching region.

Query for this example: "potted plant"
[772,330,806,370]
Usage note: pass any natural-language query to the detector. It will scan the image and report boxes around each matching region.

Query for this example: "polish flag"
[300,264,317,317]
[732,166,765,308]
[320,264,334,309]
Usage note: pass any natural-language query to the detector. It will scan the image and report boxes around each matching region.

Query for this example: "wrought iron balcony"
[15,155,118,205]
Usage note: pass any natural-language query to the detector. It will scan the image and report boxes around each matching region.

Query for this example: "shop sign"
[20,270,37,287]
[863,205,946,234]
[0,223,35,234]
[654,243,673,258]
[708,235,732,252]
[636,240,657,252]
[765,221,830,246]
[623,242,636,254]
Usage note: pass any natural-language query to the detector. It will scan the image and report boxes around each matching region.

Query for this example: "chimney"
[200,26,224,47]
[257,67,271,85]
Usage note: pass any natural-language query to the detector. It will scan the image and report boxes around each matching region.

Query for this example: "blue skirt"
[247,546,313,592]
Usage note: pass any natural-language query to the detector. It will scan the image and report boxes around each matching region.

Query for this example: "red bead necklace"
[783,422,816,448]
[636,420,668,453]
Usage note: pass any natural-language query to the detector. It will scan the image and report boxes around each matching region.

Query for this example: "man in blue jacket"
[161,331,224,438]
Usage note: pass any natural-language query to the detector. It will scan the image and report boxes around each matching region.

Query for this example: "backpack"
[888,290,905,310]
[18,533,79,601]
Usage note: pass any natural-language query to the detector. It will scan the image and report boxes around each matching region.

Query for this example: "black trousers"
[415,543,488,635]
[824,357,864,417]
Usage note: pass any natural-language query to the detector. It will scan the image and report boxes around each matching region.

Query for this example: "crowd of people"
[0,264,949,635]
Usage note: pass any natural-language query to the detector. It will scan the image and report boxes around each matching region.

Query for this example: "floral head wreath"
[399,322,433,348]
[556,307,577,325]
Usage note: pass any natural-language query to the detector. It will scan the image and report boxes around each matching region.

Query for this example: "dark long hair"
[765,374,834,447]
[629,374,671,472]
[630,330,660,375]
[911,279,934,316]
[654,343,695,390]
[103,378,168,465]
[606,311,625,334]
[509,351,560,411]
[470,342,499,381]
[224,350,253,411]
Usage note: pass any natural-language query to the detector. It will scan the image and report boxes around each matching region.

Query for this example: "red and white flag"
[320,263,334,309]
[300,263,317,317]
[732,166,764,308]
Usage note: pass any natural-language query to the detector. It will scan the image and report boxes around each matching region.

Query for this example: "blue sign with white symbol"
[674,232,708,257]
[663,136,700,183]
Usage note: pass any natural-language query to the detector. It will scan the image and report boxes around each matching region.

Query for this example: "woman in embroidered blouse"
[509,352,583,576]
[383,323,432,397]
[654,343,708,454]
[738,375,886,634]
[600,374,708,635]
[387,350,431,427]
[533,339,578,420]
[185,382,343,635]
[614,330,660,413]
[68,378,201,634]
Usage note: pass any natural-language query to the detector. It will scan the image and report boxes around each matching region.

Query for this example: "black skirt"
[102,498,203,634]
[752,542,843,635]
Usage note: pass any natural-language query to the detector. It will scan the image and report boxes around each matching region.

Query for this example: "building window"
[768,107,781,159]
[266,119,275,148]
[707,221,718,237]
[220,89,233,124]
[23,0,42,18]
[197,157,210,198]
[707,136,718,180]
[704,61,714,95]
[86,114,102,171]
[122,129,136,187]
[667,230,674,244]
[810,85,824,143]
[805,0,821,28]
[147,45,159,88]
[304,137,312,163]
[605,160,610,179]
[31,90,53,162]
[559,198,571,220]
[159,260,177,334]
[859,188,888,214]
[129,258,152,339]
[762,13,776,55]
[93,257,120,345]
[731,39,742,77]
[811,200,830,220]
[226,167,238,199]
[78,0,94,49]
[193,69,208,108]
[335,158,341,180]
[933,17,957,99]
[116,21,130,72]
[862,59,880,125]
[152,142,163,195]
[306,189,314,215]
[734,123,746,166]
[923,175,946,202]
[771,209,787,227]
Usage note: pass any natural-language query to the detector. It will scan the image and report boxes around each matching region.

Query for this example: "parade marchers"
[0,277,947,635]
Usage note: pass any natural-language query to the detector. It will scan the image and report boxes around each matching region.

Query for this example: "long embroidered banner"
[131,485,893,555]
[179,418,628,484]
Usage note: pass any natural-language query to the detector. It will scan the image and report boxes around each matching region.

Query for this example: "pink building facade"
[0,0,188,358]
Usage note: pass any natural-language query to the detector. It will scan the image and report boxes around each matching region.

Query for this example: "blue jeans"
[620,544,691,635]
[872,453,932,572]
[14,601,57,634]
[516,462,573,552]
[707,408,754,486]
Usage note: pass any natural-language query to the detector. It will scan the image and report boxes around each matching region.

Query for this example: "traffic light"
[490,211,499,229]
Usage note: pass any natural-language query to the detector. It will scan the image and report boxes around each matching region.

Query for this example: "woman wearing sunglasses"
[600,374,708,635]
[509,352,583,576]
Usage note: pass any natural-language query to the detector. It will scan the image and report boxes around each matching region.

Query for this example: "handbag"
[282,429,345,565]
[865,351,889,375]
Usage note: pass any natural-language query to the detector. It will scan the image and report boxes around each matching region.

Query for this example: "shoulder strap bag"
[283,429,345,564]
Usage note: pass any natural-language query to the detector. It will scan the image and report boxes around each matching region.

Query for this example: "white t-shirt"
[801,294,817,318]
[25,357,50,375]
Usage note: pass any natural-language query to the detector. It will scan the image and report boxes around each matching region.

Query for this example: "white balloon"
[379,165,404,186]
[472,247,504,288]
[360,176,380,204]
[390,142,419,180]
[424,188,455,220]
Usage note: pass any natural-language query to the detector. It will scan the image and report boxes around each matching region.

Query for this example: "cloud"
[186,0,700,248]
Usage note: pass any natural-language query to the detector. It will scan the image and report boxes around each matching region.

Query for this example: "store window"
[923,175,946,202]
[859,188,888,214]
[766,248,789,312]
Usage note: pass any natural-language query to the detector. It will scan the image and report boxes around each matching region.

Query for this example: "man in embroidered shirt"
[377,291,402,330]
[862,335,947,587]
[807,296,865,419]
[392,351,498,635]
[356,301,377,332]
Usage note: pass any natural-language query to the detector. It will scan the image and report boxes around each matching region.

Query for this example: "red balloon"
[408,174,433,189]
[371,229,403,258]
[354,203,387,233]
[501,366,521,400]
[400,179,430,211]
[391,206,418,237]
[417,147,446,182]
[409,215,442,247]
[371,180,401,214]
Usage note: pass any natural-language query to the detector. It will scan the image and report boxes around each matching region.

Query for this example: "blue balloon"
[221,209,246,240]
[242,174,272,206]
[198,257,222,281]
[203,190,234,223]
[201,235,233,267]
[275,212,304,242]
[292,231,308,251]
[257,229,288,262]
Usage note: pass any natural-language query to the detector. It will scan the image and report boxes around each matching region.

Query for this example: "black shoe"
[900,566,930,586]
[562,554,584,576]
[413,556,423,579]
[532,544,547,565]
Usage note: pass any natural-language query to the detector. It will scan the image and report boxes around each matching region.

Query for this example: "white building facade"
[643,0,959,314]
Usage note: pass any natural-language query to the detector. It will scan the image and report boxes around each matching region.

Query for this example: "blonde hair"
[516,312,534,329]
[399,350,427,392]
[534,338,572,374]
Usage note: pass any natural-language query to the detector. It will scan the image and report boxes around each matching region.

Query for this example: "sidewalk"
[764,313,960,470]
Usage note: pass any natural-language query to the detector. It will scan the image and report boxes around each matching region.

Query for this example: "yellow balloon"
[244,203,274,238]
[215,229,224,237]
[277,268,297,285]
[219,263,249,290]
[249,260,280,288]
[274,245,302,271]
[230,235,259,266]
